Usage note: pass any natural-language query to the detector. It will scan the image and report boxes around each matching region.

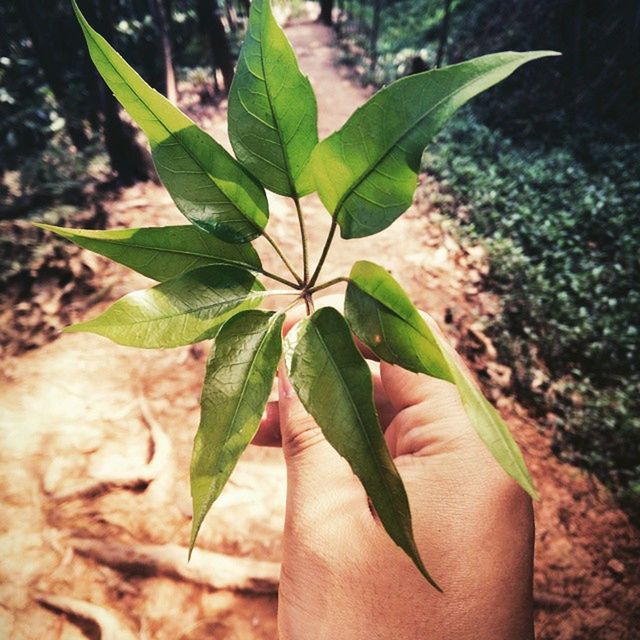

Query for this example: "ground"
[0,19,638,640]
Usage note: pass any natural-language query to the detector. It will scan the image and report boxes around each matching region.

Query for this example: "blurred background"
[0,1,638,638]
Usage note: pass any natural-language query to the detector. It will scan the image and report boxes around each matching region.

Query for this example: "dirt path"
[1,19,638,640]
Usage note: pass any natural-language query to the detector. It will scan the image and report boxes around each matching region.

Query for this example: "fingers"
[277,365,326,458]
[253,400,281,447]
[379,362,456,412]
[253,360,395,448]
[380,363,472,458]
[378,311,463,415]
[277,366,359,500]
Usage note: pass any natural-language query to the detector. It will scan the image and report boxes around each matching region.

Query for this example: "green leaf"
[345,260,453,383]
[64,265,265,348]
[310,51,560,239]
[190,310,284,552]
[344,260,537,499]
[72,0,268,243]
[228,0,318,197]
[433,332,538,498]
[285,307,439,589]
[34,223,262,281]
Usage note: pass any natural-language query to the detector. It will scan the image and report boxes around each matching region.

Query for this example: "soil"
[1,18,638,640]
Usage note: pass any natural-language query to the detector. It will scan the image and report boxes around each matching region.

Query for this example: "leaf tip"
[523,49,562,61]
[61,323,81,334]
[33,222,70,238]
[411,548,443,592]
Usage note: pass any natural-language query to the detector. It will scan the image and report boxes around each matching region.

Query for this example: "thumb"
[278,365,358,496]
[278,364,325,460]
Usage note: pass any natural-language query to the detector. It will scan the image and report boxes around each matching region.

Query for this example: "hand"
[255,297,534,640]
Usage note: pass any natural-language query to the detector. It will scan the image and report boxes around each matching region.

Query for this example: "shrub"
[425,111,640,512]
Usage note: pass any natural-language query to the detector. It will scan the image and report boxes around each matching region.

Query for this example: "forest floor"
[1,18,639,640]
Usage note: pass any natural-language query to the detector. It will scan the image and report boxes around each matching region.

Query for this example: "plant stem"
[257,268,299,288]
[293,195,309,283]
[308,276,349,295]
[302,290,316,315]
[264,289,301,297]
[309,216,338,287]
[262,229,304,286]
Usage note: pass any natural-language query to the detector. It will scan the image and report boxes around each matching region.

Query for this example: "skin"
[255,296,535,640]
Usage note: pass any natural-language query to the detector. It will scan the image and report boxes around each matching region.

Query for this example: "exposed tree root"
[49,396,172,501]
[36,594,138,640]
[72,538,280,594]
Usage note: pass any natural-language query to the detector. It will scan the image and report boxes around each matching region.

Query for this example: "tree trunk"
[148,0,178,103]
[15,0,90,150]
[94,0,154,183]
[370,0,382,72]
[435,0,451,68]
[320,0,334,25]
[197,0,234,94]
[357,0,365,31]
[211,1,234,92]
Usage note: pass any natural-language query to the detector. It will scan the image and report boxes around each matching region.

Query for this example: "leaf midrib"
[213,315,277,477]
[333,71,505,218]
[93,290,264,328]
[356,280,443,352]
[311,319,397,515]
[255,2,298,197]
[81,14,260,231]
[71,237,257,271]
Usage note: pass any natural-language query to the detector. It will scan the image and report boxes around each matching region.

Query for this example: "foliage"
[336,0,640,516]
[337,0,640,132]
[310,51,555,239]
[425,111,640,510]
[42,0,554,585]
[0,0,231,208]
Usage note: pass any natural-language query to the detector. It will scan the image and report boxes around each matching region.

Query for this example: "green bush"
[425,111,640,510]
[336,0,640,513]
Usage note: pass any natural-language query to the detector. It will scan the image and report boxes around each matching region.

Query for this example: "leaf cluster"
[42,0,556,586]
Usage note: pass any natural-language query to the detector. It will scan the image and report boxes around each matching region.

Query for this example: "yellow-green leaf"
[345,260,453,382]
[345,260,537,498]
[65,265,265,348]
[73,0,268,243]
[34,223,261,281]
[190,310,284,553]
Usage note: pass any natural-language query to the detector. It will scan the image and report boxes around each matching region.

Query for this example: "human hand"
[255,296,534,640]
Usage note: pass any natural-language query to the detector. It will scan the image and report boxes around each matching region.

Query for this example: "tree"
[223,0,238,32]
[14,0,90,151]
[370,0,382,72]
[148,0,178,103]
[196,0,235,94]
[91,0,155,183]
[320,0,334,25]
